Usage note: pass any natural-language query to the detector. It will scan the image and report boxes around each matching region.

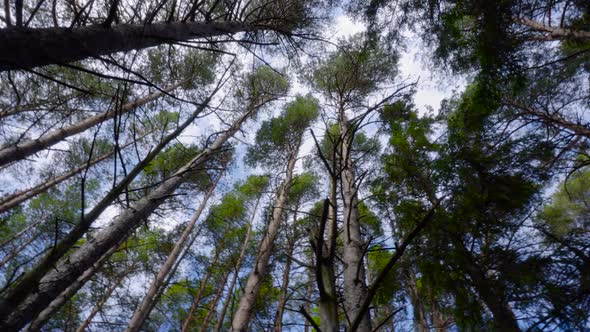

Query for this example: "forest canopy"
[0,0,588,331]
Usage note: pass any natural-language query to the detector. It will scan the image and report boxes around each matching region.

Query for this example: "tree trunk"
[0,134,145,214]
[125,171,223,332]
[405,268,429,332]
[318,180,339,332]
[453,239,520,332]
[0,89,218,324]
[274,236,295,332]
[0,98,258,331]
[0,82,181,167]
[0,21,264,71]
[181,250,221,332]
[231,138,301,331]
[215,196,260,332]
[23,244,120,332]
[199,268,231,332]
[339,108,371,332]
[75,266,133,332]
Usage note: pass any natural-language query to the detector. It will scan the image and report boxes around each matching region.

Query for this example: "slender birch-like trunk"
[125,171,223,332]
[199,269,231,332]
[215,196,260,332]
[338,106,371,332]
[273,238,294,332]
[0,21,264,71]
[0,96,260,331]
[75,266,133,332]
[0,82,182,167]
[231,139,302,331]
[181,249,221,332]
[0,135,146,213]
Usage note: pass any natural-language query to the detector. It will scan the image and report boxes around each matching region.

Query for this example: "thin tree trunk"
[339,107,371,332]
[23,244,121,332]
[125,170,223,332]
[0,134,146,214]
[215,196,260,332]
[274,236,295,332]
[318,179,339,332]
[231,138,302,331]
[514,17,590,41]
[199,268,232,332]
[75,266,133,332]
[0,21,265,71]
[405,268,429,332]
[0,232,40,269]
[452,237,520,331]
[0,88,219,324]
[0,82,182,167]
[181,249,221,332]
[0,97,260,331]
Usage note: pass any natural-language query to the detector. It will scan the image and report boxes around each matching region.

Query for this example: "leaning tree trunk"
[0,134,146,213]
[453,239,521,332]
[0,81,182,167]
[199,268,232,332]
[0,88,219,322]
[215,196,260,332]
[338,106,371,332]
[181,249,221,332]
[0,21,266,71]
[75,265,134,332]
[0,97,259,331]
[231,138,302,331]
[23,244,121,332]
[274,221,297,332]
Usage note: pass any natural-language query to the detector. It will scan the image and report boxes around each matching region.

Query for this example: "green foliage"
[246,95,318,167]
[241,66,290,104]
[312,33,398,105]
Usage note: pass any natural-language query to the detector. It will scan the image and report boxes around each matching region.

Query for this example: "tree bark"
[0,81,181,167]
[125,171,223,332]
[339,107,371,332]
[231,138,301,331]
[23,244,120,332]
[0,97,259,331]
[0,135,145,214]
[453,238,521,332]
[274,234,295,332]
[75,266,133,332]
[0,21,264,71]
[0,89,218,324]
[181,249,221,332]
[199,268,231,332]
[215,196,260,332]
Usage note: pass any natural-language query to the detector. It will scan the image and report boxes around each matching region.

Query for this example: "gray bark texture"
[0,21,261,71]
[231,139,301,331]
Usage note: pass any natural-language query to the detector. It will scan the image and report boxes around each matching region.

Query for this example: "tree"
[232,94,319,331]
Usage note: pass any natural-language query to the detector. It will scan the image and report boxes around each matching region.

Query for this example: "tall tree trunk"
[231,138,302,331]
[453,238,520,332]
[75,265,133,332]
[199,268,231,332]
[125,170,223,332]
[274,232,296,332]
[0,82,182,167]
[23,244,121,332]
[181,249,221,332]
[0,98,259,331]
[338,107,371,332]
[0,21,265,71]
[404,267,429,332]
[316,178,340,332]
[0,88,219,323]
[215,196,260,332]
[0,134,146,213]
